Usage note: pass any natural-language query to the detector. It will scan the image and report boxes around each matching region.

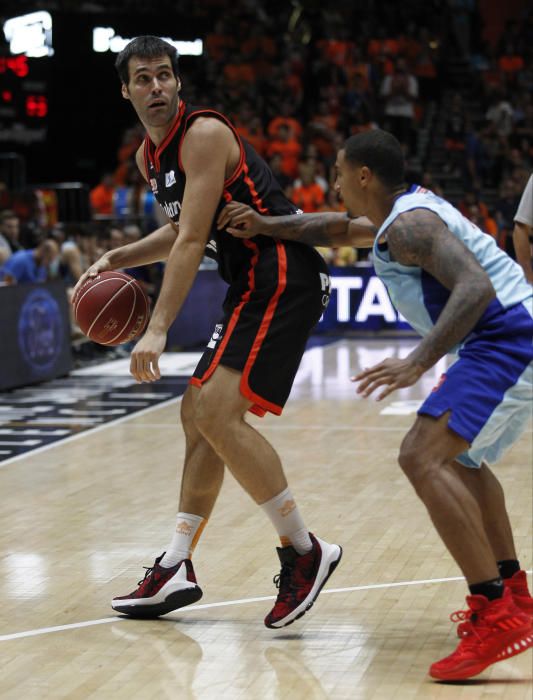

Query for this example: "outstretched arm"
[355,208,495,400]
[217,201,376,248]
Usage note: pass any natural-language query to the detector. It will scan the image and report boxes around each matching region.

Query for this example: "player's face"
[122,55,180,128]
[334,150,365,217]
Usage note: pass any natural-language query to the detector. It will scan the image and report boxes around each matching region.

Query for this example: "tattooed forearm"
[255,212,351,246]
[386,209,496,369]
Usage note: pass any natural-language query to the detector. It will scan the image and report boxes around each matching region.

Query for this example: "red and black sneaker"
[111,554,202,618]
[504,570,533,618]
[264,533,342,629]
[430,588,533,681]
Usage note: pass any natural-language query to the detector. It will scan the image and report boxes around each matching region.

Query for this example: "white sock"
[260,487,312,555]
[159,512,207,568]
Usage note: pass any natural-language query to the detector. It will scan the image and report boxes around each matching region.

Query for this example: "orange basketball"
[74,270,150,346]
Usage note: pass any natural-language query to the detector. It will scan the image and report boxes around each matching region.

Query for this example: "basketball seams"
[86,282,135,338]
[102,280,139,345]
[74,276,133,321]
[75,272,149,345]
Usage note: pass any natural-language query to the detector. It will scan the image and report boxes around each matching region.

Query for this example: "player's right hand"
[217,201,262,238]
[71,255,113,305]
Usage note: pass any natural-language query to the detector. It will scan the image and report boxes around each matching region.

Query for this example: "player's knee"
[193,392,227,440]
[397,440,437,489]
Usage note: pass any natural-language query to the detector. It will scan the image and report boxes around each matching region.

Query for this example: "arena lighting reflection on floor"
[0,339,449,464]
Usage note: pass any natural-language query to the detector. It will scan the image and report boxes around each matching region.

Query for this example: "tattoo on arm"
[262,213,351,246]
[386,209,495,369]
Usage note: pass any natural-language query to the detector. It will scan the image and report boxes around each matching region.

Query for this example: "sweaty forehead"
[129,55,172,74]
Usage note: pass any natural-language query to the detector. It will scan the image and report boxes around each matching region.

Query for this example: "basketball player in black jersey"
[74,36,341,627]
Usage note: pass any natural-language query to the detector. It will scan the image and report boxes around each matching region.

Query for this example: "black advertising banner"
[0,281,73,391]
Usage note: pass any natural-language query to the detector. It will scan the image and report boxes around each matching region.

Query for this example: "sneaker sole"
[266,545,343,629]
[112,586,203,619]
[430,628,533,681]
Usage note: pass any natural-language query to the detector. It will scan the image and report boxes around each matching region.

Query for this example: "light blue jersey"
[372,185,533,468]
[373,185,532,350]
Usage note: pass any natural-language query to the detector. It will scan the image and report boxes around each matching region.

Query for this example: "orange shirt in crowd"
[291,182,325,213]
[267,116,303,140]
[267,139,302,178]
[90,184,114,215]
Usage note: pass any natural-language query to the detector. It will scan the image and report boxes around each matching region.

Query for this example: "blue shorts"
[418,299,533,468]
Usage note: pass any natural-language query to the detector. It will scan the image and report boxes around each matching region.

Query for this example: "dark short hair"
[343,129,405,189]
[0,209,18,223]
[115,35,179,84]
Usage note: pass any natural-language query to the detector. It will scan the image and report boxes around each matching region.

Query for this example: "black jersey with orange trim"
[143,100,302,285]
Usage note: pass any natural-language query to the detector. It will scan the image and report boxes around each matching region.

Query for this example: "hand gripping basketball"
[73,270,150,346]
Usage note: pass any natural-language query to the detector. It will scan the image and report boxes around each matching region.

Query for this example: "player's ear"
[360,166,371,187]
[176,77,181,92]
[121,83,130,100]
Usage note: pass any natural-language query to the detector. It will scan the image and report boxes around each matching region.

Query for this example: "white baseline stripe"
[0,395,183,469]
[8,572,533,643]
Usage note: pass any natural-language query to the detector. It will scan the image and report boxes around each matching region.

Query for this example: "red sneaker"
[504,571,533,617]
[264,533,342,629]
[111,554,202,618]
[430,588,533,681]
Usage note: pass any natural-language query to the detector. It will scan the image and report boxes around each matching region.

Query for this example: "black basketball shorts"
[190,240,330,416]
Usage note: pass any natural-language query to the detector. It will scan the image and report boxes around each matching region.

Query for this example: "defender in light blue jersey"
[220,129,533,681]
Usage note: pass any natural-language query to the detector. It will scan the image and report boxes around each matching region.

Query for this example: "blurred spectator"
[512,174,533,283]
[0,210,22,254]
[50,225,83,287]
[267,124,302,179]
[467,203,498,239]
[414,45,438,100]
[90,174,115,216]
[380,58,419,153]
[291,164,325,213]
[267,102,303,141]
[107,226,125,250]
[485,90,514,143]
[0,238,59,285]
[459,190,490,220]
[319,189,346,214]
[494,178,521,234]
[444,93,468,176]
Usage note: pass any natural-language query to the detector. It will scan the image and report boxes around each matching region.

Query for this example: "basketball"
[73,270,150,346]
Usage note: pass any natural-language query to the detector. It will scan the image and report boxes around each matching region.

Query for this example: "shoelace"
[273,563,296,597]
[137,565,154,587]
[450,609,475,638]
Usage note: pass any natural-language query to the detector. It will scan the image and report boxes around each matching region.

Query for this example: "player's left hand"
[130,329,166,383]
[352,358,424,401]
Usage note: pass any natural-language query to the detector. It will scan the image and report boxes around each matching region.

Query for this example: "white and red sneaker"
[112,554,202,618]
[265,533,342,629]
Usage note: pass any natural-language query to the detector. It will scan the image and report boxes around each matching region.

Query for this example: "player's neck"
[366,185,407,228]
[144,98,181,147]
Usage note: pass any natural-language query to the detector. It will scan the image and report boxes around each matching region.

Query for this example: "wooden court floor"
[1,339,532,699]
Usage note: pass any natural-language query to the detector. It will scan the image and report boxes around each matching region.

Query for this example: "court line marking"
[118,424,407,431]
[3,571,530,642]
[0,395,183,469]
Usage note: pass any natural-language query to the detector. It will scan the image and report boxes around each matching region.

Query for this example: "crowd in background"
[0,0,532,299]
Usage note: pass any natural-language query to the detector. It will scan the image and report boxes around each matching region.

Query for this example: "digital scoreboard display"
[0,11,51,146]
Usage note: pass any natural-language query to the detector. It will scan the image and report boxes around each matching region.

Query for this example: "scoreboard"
[0,54,49,146]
